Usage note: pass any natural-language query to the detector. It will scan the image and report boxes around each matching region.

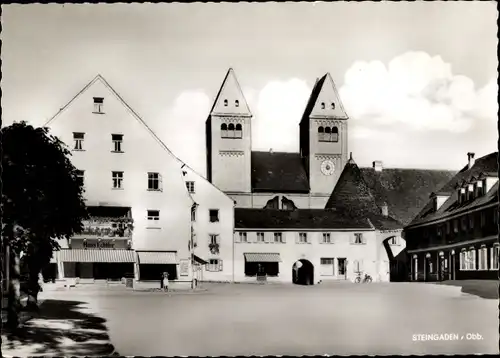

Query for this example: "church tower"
[206,68,252,193]
[299,73,349,197]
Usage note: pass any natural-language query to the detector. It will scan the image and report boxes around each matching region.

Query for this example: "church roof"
[325,157,404,231]
[251,151,309,193]
[406,152,498,228]
[234,208,373,230]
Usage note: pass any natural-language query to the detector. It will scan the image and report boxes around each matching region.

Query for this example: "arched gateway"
[292,259,314,285]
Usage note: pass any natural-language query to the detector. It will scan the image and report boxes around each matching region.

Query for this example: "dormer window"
[476,180,484,197]
[223,99,228,107]
[331,102,336,110]
[93,97,104,113]
[235,100,240,107]
[321,102,325,109]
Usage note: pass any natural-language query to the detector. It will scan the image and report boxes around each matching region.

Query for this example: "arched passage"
[382,236,408,282]
[292,259,314,285]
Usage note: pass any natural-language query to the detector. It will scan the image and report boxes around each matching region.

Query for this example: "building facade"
[404,152,499,281]
[45,75,234,283]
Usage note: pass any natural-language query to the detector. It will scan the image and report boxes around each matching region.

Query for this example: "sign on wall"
[180,259,189,276]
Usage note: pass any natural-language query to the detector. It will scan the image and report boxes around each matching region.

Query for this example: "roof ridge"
[208,68,252,116]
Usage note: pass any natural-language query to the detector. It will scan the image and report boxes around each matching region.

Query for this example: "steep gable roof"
[251,151,309,193]
[406,152,498,228]
[44,74,234,204]
[209,68,252,117]
[360,167,456,226]
[325,155,403,231]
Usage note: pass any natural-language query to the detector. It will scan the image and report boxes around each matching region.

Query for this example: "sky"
[2,2,498,175]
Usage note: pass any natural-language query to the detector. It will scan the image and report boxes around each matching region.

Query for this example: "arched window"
[223,99,228,107]
[331,126,339,142]
[235,100,240,107]
[220,123,228,138]
[331,102,336,110]
[324,126,331,142]
[235,123,242,138]
[228,123,235,138]
[318,126,325,141]
[321,102,325,109]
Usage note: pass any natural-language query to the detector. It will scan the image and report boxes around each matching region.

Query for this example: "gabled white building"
[45,75,234,284]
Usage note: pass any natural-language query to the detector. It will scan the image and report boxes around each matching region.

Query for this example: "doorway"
[292,259,314,285]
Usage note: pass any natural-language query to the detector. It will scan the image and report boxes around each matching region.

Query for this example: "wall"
[227,192,331,209]
[47,77,193,262]
[231,229,389,283]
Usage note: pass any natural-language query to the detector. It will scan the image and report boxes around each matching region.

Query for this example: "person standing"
[163,272,169,292]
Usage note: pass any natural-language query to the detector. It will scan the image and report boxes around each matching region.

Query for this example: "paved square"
[47,282,497,356]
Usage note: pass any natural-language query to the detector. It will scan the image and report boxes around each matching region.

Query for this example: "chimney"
[467,152,475,169]
[373,160,383,172]
[381,202,389,217]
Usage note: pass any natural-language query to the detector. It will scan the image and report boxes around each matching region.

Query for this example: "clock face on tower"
[321,160,335,176]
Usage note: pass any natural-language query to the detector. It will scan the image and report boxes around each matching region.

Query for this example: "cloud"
[338,51,498,133]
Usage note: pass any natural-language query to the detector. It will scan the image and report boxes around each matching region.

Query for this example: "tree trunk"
[7,253,21,330]
[26,257,43,312]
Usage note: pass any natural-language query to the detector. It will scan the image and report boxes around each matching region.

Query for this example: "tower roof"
[209,68,252,117]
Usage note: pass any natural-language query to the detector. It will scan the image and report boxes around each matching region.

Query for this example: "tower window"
[221,123,228,138]
[93,97,104,113]
[321,102,325,109]
[318,126,325,141]
[223,99,228,107]
[331,102,336,110]
[235,100,240,107]
[331,126,339,142]
[235,123,242,138]
[228,123,235,138]
[324,126,331,141]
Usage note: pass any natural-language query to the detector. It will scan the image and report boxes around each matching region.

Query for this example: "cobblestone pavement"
[35,282,498,356]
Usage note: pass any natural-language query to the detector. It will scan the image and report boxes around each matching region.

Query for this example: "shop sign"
[70,238,129,250]
[180,259,189,276]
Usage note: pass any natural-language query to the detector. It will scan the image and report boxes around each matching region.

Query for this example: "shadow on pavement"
[438,280,499,299]
[2,299,115,356]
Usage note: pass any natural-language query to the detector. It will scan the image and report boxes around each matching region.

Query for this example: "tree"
[1,122,88,329]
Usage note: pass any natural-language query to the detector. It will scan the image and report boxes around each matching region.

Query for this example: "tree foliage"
[1,122,88,313]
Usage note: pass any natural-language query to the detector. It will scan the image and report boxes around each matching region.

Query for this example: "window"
[111,134,123,152]
[221,123,228,138]
[337,258,346,275]
[478,246,488,270]
[191,205,196,222]
[389,236,399,245]
[235,124,242,138]
[331,102,336,110]
[75,170,84,186]
[459,250,466,270]
[274,232,284,243]
[227,123,235,138]
[322,233,331,244]
[148,172,161,191]
[476,180,484,197]
[353,233,364,244]
[491,246,499,270]
[353,260,363,273]
[206,259,223,272]
[320,258,335,276]
[318,126,325,141]
[209,234,220,245]
[298,233,308,243]
[480,211,486,227]
[235,100,239,107]
[93,97,104,113]
[209,209,219,223]
[112,171,123,189]
[257,232,265,243]
[468,249,476,270]
[186,181,195,193]
[239,232,248,243]
[223,99,228,107]
[324,127,331,142]
[331,127,339,142]
[461,216,467,231]
[73,132,85,150]
[147,210,160,221]
[321,102,325,109]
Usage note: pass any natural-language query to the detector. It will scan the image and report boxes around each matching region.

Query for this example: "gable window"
[112,171,123,189]
[147,172,161,191]
[274,232,284,243]
[298,233,308,244]
[111,134,123,152]
[322,233,331,244]
[235,123,242,138]
[238,232,248,243]
[73,132,85,150]
[223,99,228,107]
[221,123,228,138]
[478,246,488,270]
[186,181,195,193]
[191,205,196,222]
[257,232,265,243]
[93,97,104,113]
[353,233,365,244]
[491,245,499,270]
[389,236,399,245]
[235,100,240,107]
[75,170,84,186]
[331,102,336,110]
[206,259,223,272]
[209,209,219,223]
[321,102,325,109]
[147,210,160,221]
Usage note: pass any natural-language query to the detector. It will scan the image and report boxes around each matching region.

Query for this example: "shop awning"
[244,253,281,263]
[137,251,178,264]
[56,249,136,263]
[192,254,208,265]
